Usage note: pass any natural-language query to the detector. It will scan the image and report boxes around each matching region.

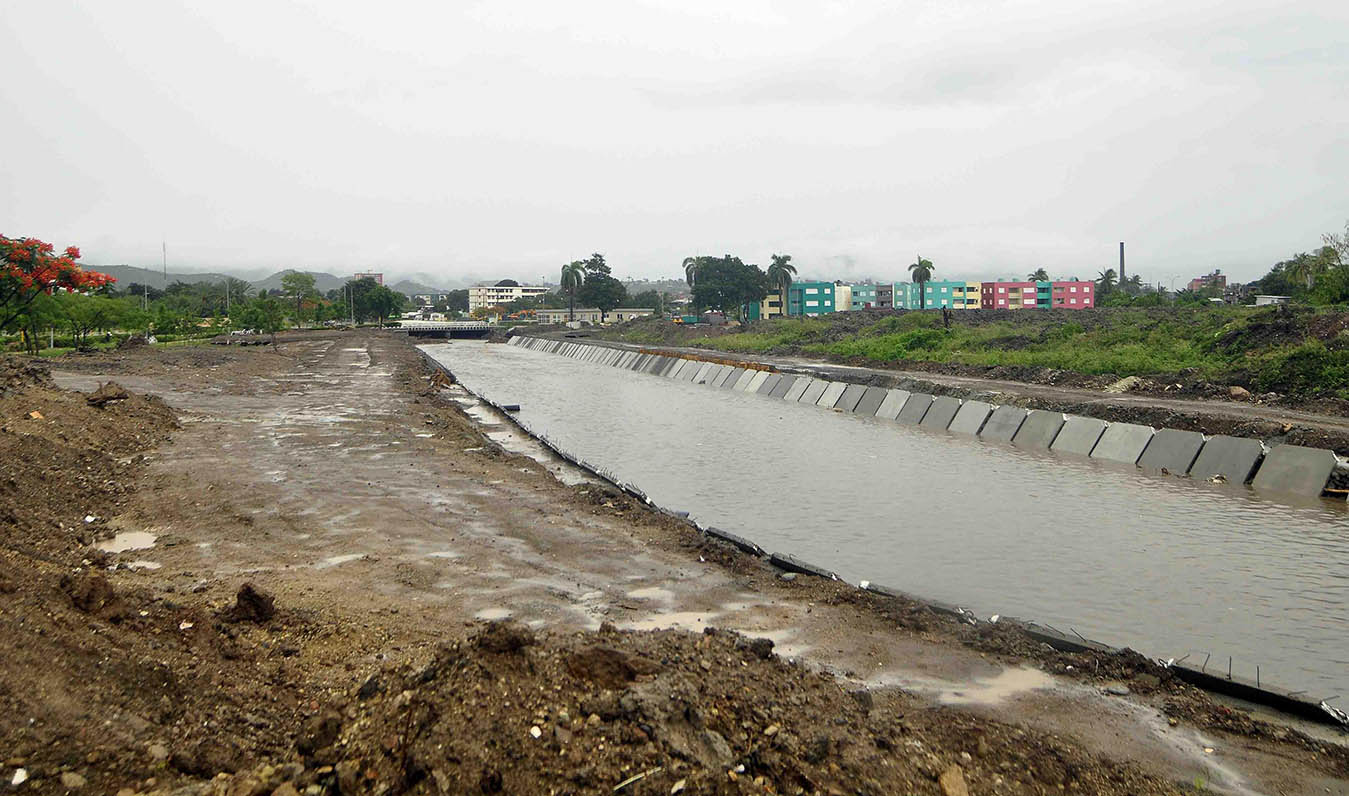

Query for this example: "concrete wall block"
[799,379,829,405]
[722,367,749,388]
[731,369,758,391]
[816,381,848,407]
[783,377,815,402]
[755,373,783,394]
[677,361,702,381]
[1011,409,1064,448]
[1189,436,1264,485]
[896,393,934,424]
[853,385,889,416]
[947,400,993,435]
[1049,415,1108,456]
[834,383,868,412]
[919,395,962,429]
[1090,423,1155,464]
[875,389,911,420]
[691,362,714,383]
[1138,429,1206,475]
[768,375,798,399]
[744,371,771,392]
[1251,444,1337,496]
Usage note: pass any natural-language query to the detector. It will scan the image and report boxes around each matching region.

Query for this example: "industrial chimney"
[1119,242,1125,284]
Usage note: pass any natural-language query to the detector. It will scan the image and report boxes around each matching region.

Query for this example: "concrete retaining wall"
[504,336,1347,499]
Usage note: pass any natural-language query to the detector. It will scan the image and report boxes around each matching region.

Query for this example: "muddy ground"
[2,330,1346,795]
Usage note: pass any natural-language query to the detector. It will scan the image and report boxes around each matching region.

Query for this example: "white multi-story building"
[468,283,549,312]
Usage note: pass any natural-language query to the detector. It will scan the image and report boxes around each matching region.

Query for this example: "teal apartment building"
[787,282,836,316]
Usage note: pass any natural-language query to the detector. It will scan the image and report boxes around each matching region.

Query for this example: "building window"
[805,288,818,294]
[1070,286,1077,292]
[806,300,819,307]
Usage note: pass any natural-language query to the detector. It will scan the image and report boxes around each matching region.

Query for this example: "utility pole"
[1119,242,1125,286]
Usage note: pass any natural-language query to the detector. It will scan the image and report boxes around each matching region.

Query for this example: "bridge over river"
[399,320,492,338]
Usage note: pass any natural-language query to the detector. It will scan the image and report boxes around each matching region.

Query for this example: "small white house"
[1254,295,1290,306]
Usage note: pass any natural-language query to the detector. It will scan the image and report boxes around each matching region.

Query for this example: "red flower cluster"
[1,235,115,296]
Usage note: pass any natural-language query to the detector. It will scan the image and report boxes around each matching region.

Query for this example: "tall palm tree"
[682,256,701,290]
[765,253,796,319]
[560,261,585,322]
[909,255,934,309]
[1096,268,1118,295]
[1028,268,1049,281]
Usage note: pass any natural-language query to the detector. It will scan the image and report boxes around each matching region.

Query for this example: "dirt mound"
[0,375,177,560]
[286,624,1179,795]
[0,366,317,793]
[0,356,52,396]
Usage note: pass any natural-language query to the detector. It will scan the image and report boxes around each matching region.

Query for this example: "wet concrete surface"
[51,335,1343,796]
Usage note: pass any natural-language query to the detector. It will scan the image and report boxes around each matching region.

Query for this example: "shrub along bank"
[595,306,1349,401]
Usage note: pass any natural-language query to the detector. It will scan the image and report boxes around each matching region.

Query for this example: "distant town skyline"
[4,2,1345,287]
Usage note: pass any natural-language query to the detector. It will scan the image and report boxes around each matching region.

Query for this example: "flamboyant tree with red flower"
[1,235,115,332]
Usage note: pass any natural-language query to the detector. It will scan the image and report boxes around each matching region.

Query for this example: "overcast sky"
[3,1,1346,286]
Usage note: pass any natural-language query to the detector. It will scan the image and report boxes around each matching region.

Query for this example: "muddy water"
[423,341,1349,699]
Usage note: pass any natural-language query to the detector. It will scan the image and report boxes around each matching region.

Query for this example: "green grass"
[685,306,1349,399]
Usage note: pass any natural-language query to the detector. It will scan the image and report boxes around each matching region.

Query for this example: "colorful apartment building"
[1049,281,1095,308]
[850,284,879,310]
[983,280,1094,309]
[787,282,836,316]
[781,278,1095,314]
[744,294,787,320]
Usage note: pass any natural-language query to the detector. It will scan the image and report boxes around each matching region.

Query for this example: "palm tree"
[560,261,585,322]
[682,256,701,290]
[1096,268,1118,295]
[908,255,934,309]
[1028,268,1049,281]
[765,253,796,319]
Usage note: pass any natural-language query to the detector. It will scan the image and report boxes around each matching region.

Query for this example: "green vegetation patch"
[691,306,1349,398]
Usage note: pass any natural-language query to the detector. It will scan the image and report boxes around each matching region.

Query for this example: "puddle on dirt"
[96,531,157,553]
[620,610,717,632]
[930,666,1055,706]
[868,665,1055,706]
[940,666,1054,705]
[427,551,461,559]
[124,560,162,570]
[475,607,512,621]
[317,553,366,569]
[626,586,675,602]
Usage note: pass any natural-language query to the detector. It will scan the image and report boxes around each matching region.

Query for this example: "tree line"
[1,237,409,353]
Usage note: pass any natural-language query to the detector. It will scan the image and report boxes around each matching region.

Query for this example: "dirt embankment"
[3,337,1346,795]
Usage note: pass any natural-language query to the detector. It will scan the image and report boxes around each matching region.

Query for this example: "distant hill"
[87,265,462,297]
[249,270,351,294]
[623,277,689,297]
[91,264,234,288]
